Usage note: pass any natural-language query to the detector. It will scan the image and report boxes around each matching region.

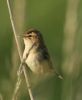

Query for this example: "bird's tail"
[55,71,63,79]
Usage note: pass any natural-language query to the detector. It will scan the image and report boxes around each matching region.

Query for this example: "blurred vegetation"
[0,0,82,100]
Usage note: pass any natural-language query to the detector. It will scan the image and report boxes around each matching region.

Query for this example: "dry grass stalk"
[6,0,34,100]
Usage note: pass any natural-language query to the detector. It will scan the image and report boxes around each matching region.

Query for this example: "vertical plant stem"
[0,94,3,100]
[7,0,22,60]
[23,66,34,100]
[61,0,80,100]
[6,0,34,100]
[62,0,80,75]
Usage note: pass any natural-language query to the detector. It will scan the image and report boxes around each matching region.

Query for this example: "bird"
[22,28,63,79]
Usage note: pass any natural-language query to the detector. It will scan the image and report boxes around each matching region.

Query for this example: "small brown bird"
[22,28,63,79]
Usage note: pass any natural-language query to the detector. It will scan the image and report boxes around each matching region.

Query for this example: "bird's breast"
[25,51,42,74]
[24,50,53,75]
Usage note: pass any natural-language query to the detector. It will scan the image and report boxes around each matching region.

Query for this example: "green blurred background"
[0,0,82,100]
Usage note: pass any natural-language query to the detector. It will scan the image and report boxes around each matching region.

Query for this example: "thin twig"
[12,75,22,100]
[23,66,34,100]
[7,0,34,100]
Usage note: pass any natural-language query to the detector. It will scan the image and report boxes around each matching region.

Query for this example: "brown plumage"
[23,28,63,79]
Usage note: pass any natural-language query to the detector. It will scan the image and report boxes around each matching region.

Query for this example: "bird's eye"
[28,35,32,37]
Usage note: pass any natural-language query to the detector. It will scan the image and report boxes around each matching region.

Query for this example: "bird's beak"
[17,34,28,38]
[17,34,24,38]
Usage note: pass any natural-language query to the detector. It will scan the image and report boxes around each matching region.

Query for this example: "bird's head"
[23,28,44,47]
